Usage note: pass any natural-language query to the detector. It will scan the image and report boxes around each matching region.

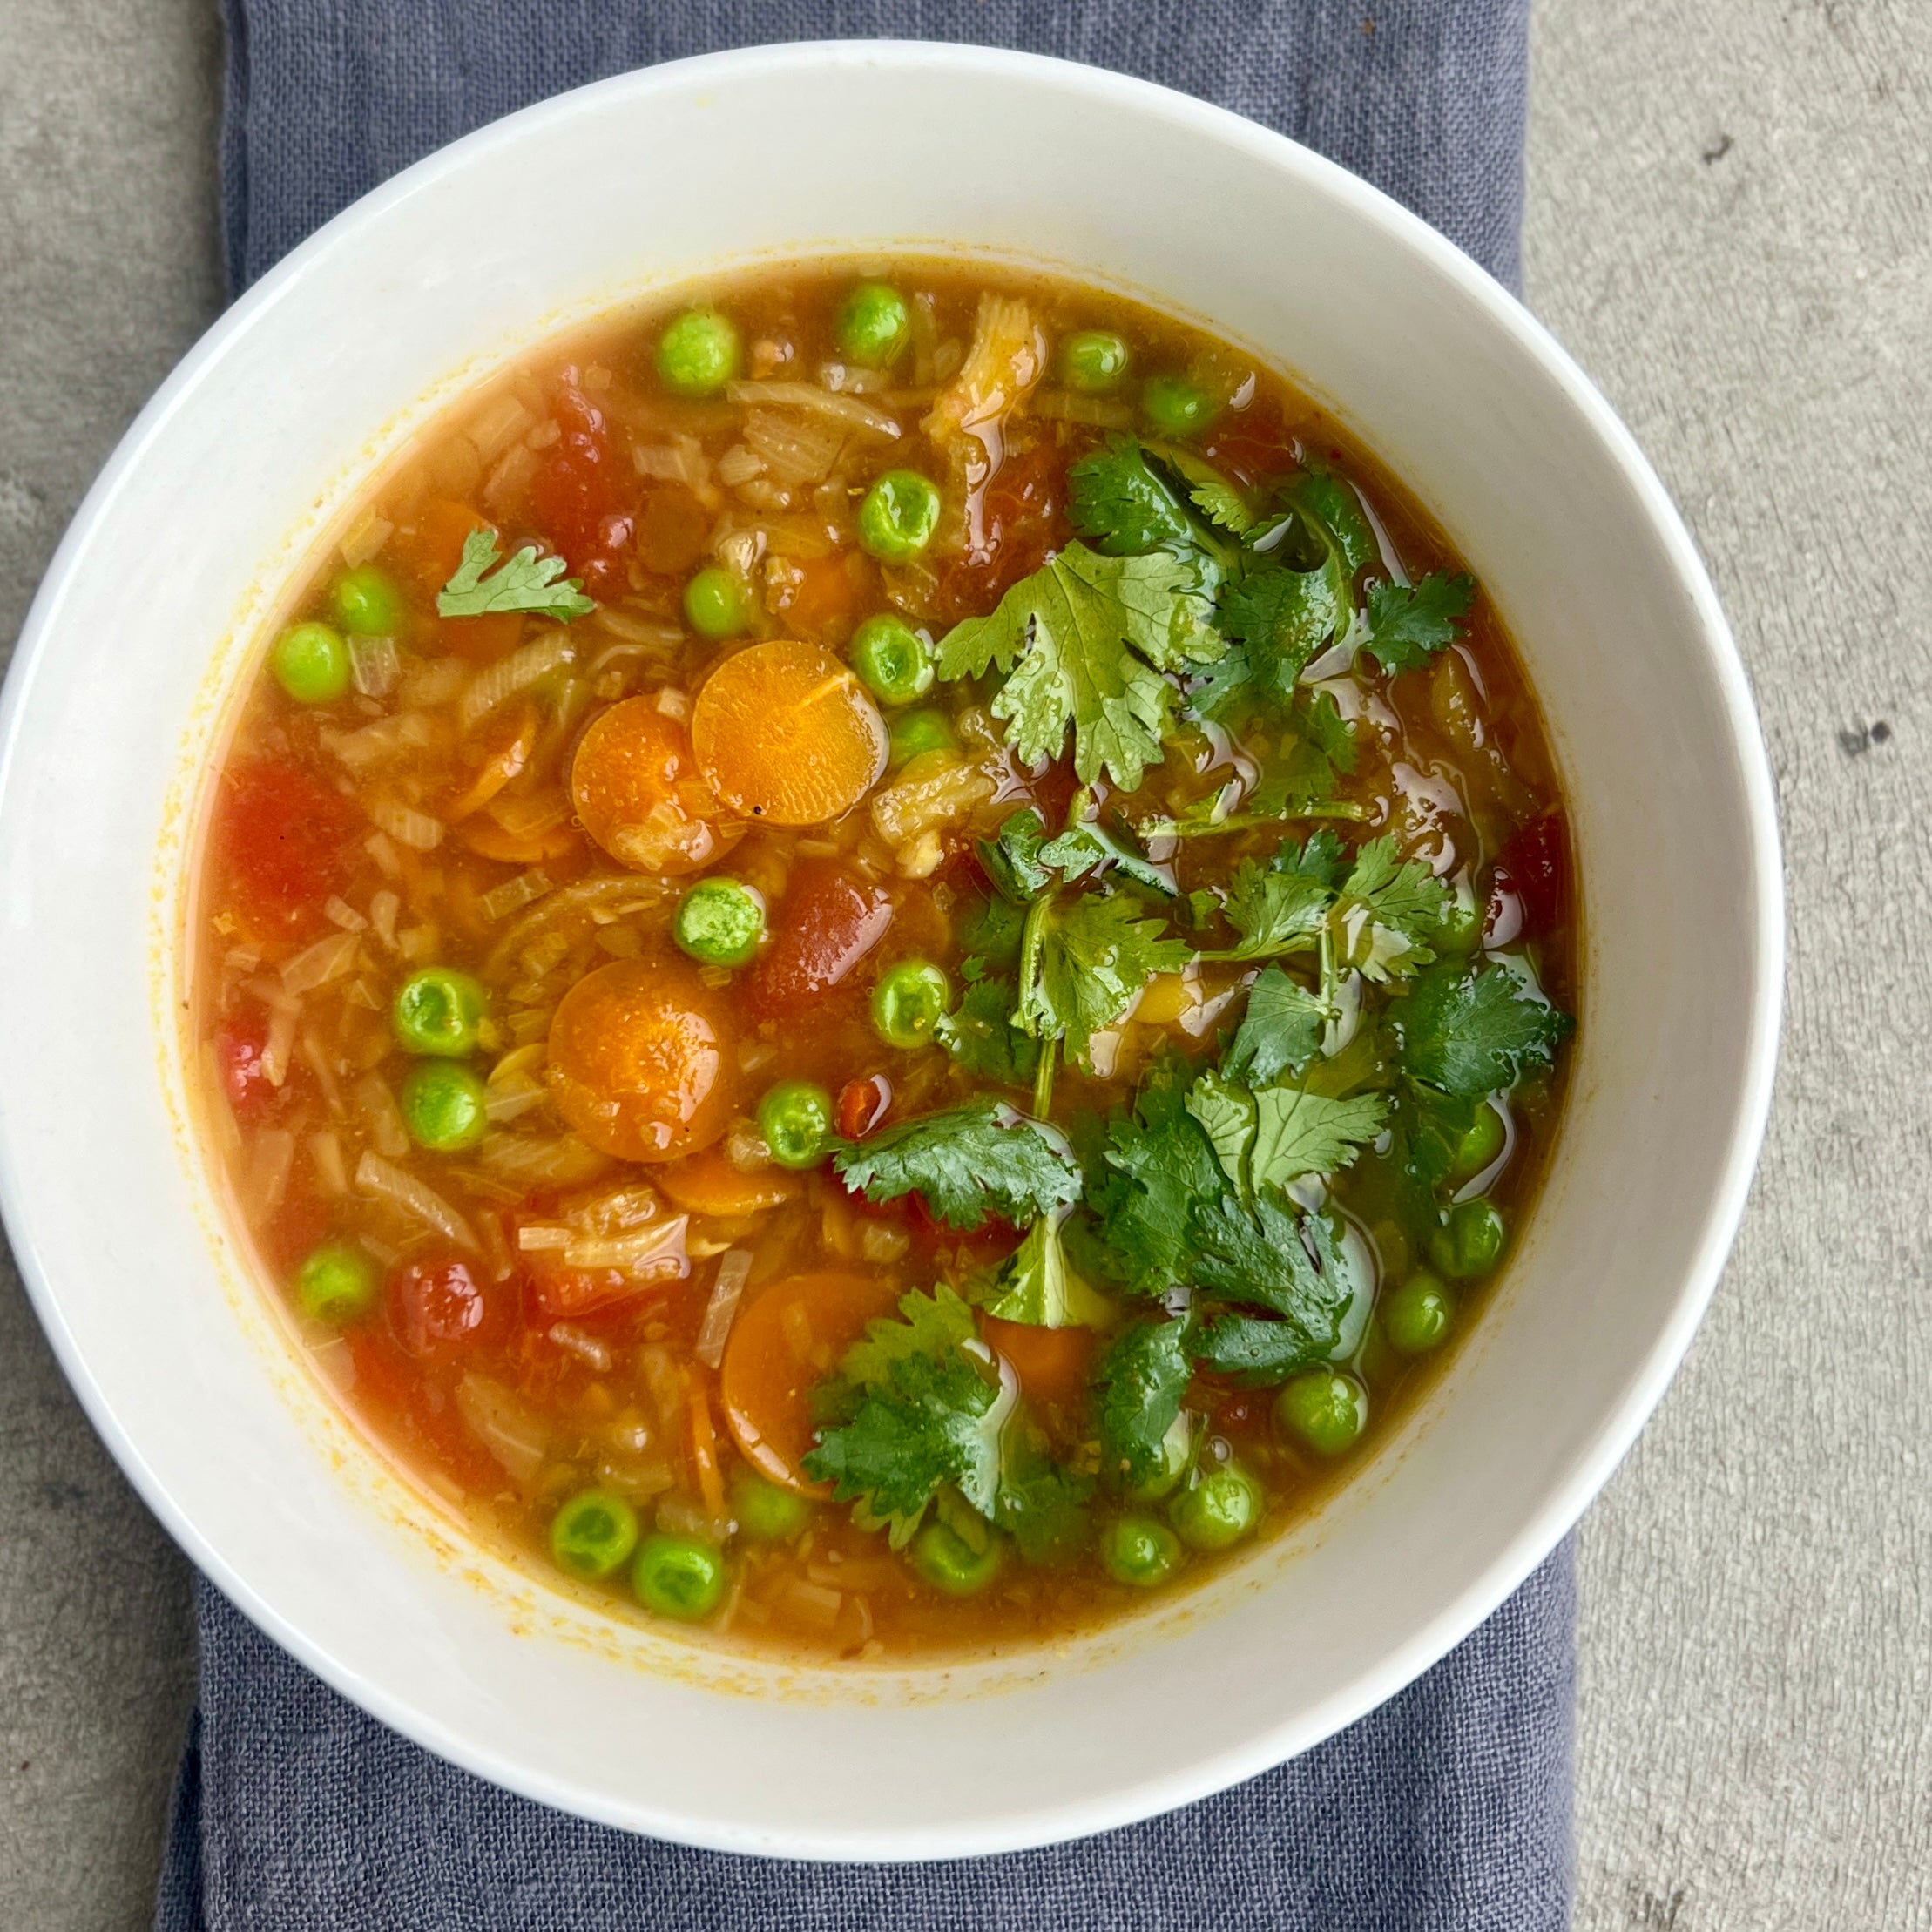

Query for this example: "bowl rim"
[0,37,1784,1856]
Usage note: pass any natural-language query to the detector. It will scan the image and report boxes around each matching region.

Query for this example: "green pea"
[294,1240,377,1324]
[1274,1369,1369,1456]
[757,1080,833,1171]
[1099,1515,1183,1588]
[1122,1413,1192,1503]
[888,706,956,767]
[550,1489,640,1580]
[673,877,766,968]
[1060,329,1130,393]
[330,564,405,638]
[871,961,949,1050]
[857,470,942,563]
[910,1520,1004,1595]
[1430,1199,1507,1279]
[392,967,488,1057]
[632,1533,726,1620]
[1169,1464,1262,1551]
[270,621,351,705]
[1448,1104,1506,1184]
[1141,374,1220,440]
[655,307,741,398]
[732,1472,810,1542]
[683,564,754,640]
[835,281,911,368]
[399,1060,490,1152]
[1382,1271,1455,1356]
[848,614,934,706]
[1433,878,1485,955]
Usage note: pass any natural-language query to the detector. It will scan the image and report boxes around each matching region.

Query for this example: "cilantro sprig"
[436,527,596,621]
[832,1098,1080,1231]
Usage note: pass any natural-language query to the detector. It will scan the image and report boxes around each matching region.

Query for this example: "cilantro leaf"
[993,1440,1095,1565]
[1395,961,1576,1098]
[1328,836,1452,982]
[1212,859,1333,961]
[1191,1192,1354,1381]
[978,808,1052,902]
[802,1287,1004,1544]
[1090,1062,1229,1294]
[1023,891,1189,1066]
[833,1099,1081,1230]
[1037,818,1175,896]
[1276,828,1350,889]
[935,543,1222,789]
[1184,1071,1258,1190]
[980,1215,1114,1328]
[1222,964,1326,1085]
[436,527,596,621]
[1150,442,1258,537]
[1284,471,1377,576]
[936,975,1038,1087]
[1214,567,1340,690]
[1250,1086,1388,1187]
[1361,571,1476,675]
[1066,437,1198,555]
[1296,689,1359,773]
[1092,1317,1195,1487]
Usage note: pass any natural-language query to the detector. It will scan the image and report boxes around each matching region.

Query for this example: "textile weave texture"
[162,4,1570,1927]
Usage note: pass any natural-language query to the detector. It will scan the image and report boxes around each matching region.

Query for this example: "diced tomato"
[215,760,362,935]
[346,1329,503,1493]
[528,369,635,599]
[1487,813,1571,944]
[983,1316,1096,1408]
[835,1074,893,1141]
[744,861,894,1017]
[932,440,1065,624]
[387,1253,501,1361]
[780,554,858,635]
[524,1264,661,1324]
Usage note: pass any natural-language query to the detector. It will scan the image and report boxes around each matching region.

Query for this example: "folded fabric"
[161,4,1570,1927]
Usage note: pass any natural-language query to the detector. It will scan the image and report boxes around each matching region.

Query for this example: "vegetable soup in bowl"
[0,45,1779,1855]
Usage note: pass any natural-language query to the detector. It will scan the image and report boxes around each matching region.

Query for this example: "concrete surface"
[1,1,1928,1925]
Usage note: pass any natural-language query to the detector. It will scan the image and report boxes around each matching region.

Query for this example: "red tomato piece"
[214,1011,275,1121]
[1487,813,1571,944]
[743,861,894,1017]
[524,1266,656,1323]
[388,1253,499,1361]
[215,760,361,934]
[528,369,635,599]
[835,1074,893,1141]
[932,440,1065,624]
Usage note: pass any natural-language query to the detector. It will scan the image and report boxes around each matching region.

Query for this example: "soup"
[193,262,1576,1660]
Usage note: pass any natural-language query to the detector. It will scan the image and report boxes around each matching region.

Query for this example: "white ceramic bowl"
[0,44,1780,1858]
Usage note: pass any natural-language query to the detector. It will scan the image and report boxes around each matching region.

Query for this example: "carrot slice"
[570,696,744,874]
[983,1315,1096,1409]
[656,1146,800,1219]
[690,640,888,826]
[720,1272,901,1493]
[546,956,739,1163]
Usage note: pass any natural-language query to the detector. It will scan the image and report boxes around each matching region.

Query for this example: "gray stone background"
[1,0,1926,1922]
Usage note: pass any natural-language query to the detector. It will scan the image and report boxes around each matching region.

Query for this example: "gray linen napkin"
[161,5,1571,1927]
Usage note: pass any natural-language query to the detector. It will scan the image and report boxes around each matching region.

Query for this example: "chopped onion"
[322,895,368,933]
[308,1130,348,1197]
[476,1132,611,1187]
[694,1249,752,1369]
[516,1224,573,1251]
[355,1150,477,1250]
[631,435,707,486]
[244,1128,294,1215]
[652,686,688,721]
[363,831,402,879]
[368,799,443,852]
[354,1073,409,1160]
[348,632,400,698]
[463,390,536,465]
[557,1215,687,1278]
[338,511,394,569]
[724,381,901,438]
[260,1000,299,1089]
[455,1374,548,1483]
[773,1577,845,1633]
[280,930,361,995]
[714,442,764,485]
[476,868,551,924]
[368,889,400,949]
[458,633,574,732]
[589,606,681,650]
[321,712,438,770]
[547,1324,613,1372]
